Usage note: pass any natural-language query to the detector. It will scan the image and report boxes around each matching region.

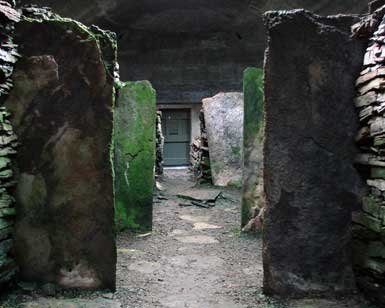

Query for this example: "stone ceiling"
[18,0,368,34]
[16,0,369,103]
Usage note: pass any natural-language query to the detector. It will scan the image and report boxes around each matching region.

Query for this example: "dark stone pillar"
[114,81,156,232]
[263,10,367,296]
[5,8,117,290]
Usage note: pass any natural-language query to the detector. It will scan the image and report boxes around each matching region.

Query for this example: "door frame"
[161,108,191,166]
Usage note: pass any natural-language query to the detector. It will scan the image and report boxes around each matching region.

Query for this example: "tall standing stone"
[5,8,117,290]
[202,92,244,187]
[263,10,366,296]
[114,81,156,231]
[241,68,264,228]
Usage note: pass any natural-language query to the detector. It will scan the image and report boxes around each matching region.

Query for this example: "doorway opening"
[159,104,202,168]
[162,109,191,167]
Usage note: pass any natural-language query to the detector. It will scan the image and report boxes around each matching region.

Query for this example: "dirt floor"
[115,169,264,308]
[0,170,377,307]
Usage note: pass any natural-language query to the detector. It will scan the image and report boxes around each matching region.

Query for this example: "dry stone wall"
[4,7,117,290]
[263,9,366,297]
[0,0,20,289]
[190,110,211,184]
[352,5,385,306]
[155,111,164,177]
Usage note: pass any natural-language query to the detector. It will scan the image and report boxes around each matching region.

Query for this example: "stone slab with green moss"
[114,81,156,231]
[241,68,264,228]
[4,7,117,290]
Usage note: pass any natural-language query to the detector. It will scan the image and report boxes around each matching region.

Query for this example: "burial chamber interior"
[0,1,384,307]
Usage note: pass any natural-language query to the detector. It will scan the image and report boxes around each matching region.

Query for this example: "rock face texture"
[241,68,264,229]
[352,5,385,306]
[263,10,367,296]
[0,0,20,289]
[202,92,243,187]
[114,81,156,231]
[18,0,368,104]
[4,8,116,290]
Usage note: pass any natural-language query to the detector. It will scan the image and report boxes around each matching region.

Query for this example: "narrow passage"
[115,169,263,308]
[0,170,373,308]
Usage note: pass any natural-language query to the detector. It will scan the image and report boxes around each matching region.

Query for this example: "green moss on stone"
[371,167,385,180]
[362,196,383,218]
[241,67,264,227]
[231,147,241,157]
[0,207,15,218]
[228,179,243,189]
[16,173,47,221]
[0,218,13,230]
[114,81,156,232]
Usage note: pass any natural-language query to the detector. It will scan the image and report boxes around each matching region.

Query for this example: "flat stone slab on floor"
[128,261,161,274]
[176,189,222,202]
[160,296,247,308]
[167,255,224,269]
[193,222,222,230]
[179,215,211,223]
[21,298,121,308]
[175,235,219,244]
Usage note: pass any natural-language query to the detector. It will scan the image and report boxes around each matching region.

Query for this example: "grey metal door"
[162,110,190,166]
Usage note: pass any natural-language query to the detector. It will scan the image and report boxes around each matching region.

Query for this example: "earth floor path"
[0,170,375,308]
[115,169,263,308]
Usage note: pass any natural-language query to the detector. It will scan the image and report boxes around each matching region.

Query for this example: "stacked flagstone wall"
[155,111,164,177]
[352,3,385,306]
[0,0,20,288]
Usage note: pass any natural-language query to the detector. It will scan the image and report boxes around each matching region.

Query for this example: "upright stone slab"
[202,92,243,187]
[4,8,117,289]
[241,68,264,228]
[114,81,156,231]
[263,10,366,296]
